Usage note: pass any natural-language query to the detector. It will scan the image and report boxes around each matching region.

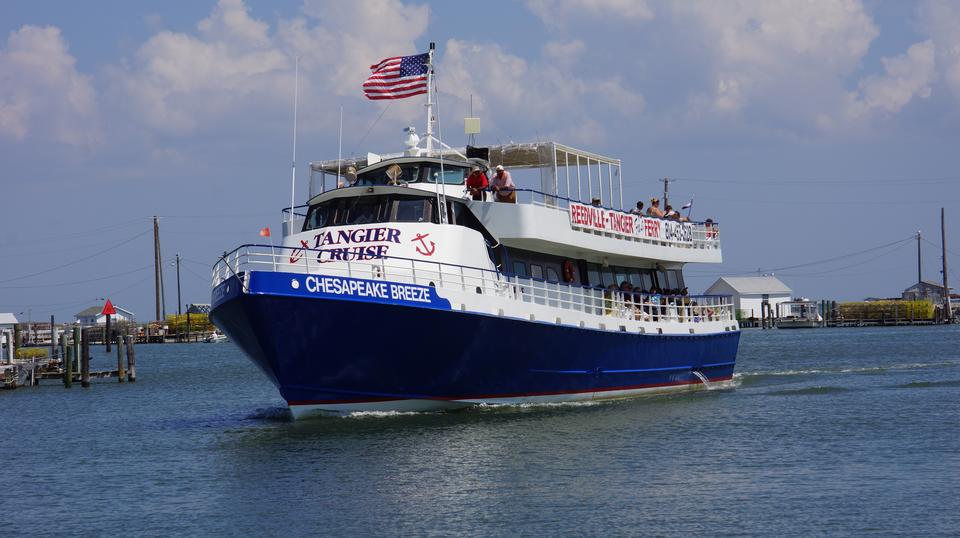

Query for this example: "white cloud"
[919,0,960,103]
[113,0,430,134]
[669,0,879,121]
[845,40,936,120]
[528,0,654,27]
[439,39,644,146]
[0,25,99,145]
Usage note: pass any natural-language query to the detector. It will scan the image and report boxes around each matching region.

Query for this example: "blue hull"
[211,274,739,411]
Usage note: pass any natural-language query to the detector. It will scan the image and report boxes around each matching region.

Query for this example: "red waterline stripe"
[287,375,734,406]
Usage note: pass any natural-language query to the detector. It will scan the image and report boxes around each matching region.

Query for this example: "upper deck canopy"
[310,141,625,209]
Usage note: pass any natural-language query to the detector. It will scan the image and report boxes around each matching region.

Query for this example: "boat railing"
[492,188,721,249]
[213,244,735,325]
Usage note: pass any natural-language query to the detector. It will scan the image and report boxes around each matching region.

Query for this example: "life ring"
[562,260,576,283]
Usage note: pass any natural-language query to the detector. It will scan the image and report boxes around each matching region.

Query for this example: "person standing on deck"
[491,165,516,203]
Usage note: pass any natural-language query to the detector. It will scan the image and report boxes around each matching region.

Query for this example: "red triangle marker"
[101,299,117,316]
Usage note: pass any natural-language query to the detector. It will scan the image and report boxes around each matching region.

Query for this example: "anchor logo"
[411,233,436,256]
[289,239,309,263]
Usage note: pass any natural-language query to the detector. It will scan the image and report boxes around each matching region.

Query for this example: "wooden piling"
[72,326,81,373]
[116,334,126,383]
[64,344,73,388]
[81,329,91,388]
[50,315,56,360]
[125,335,136,382]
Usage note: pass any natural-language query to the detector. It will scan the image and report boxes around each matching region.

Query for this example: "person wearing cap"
[491,164,516,203]
[647,197,665,218]
[466,166,489,201]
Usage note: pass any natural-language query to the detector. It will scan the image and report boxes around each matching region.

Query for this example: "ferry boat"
[209,131,739,417]
[209,50,739,418]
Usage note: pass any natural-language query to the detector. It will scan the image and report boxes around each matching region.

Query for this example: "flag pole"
[686,196,694,219]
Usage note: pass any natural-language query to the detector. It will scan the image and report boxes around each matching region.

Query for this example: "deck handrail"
[213,244,735,325]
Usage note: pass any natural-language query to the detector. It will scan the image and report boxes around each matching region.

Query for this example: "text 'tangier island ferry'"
[209,48,739,418]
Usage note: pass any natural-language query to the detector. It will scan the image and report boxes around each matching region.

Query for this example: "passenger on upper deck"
[385,163,404,186]
[665,205,679,220]
[630,201,644,215]
[491,165,516,203]
[591,198,602,207]
[647,197,665,218]
[466,167,489,201]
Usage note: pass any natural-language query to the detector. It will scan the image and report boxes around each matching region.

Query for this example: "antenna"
[337,105,343,187]
[425,42,435,154]
[290,55,300,225]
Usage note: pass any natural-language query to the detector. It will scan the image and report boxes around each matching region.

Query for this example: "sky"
[1,0,959,323]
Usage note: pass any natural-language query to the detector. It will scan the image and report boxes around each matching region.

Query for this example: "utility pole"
[153,216,161,321]
[176,253,182,318]
[660,177,670,209]
[917,230,922,286]
[943,208,952,322]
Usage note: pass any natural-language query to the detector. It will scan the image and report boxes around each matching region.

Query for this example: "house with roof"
[74,305,135,327]
[1,313,18,363]
[705,276,793,321]
[902,280,951,303]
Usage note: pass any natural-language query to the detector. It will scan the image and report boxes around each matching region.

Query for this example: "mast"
[943,208,952,321]
[425,43,434,154]
[153,216,161,321]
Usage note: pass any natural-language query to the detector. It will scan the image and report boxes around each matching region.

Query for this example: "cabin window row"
[302,195,487,235]
[507,248,685,292]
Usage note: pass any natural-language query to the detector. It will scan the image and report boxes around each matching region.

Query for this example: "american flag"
[363,53,429,100]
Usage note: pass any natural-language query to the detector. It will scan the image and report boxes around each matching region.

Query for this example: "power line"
[0,265,151,289]
[0,229,149,284]
[667,175,960,186]
[687,235,917,276]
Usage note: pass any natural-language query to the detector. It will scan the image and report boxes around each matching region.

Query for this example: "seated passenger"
[385,163,403,186]
[646,197,665,218]
[591,198,602,207]
[466,167,489,201]
[664,205,679,220]
[491,165,516,203]
[630,201,644,215]
[340,165,357,188]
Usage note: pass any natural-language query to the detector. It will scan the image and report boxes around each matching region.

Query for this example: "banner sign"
[568,202,697,244]
[244,271,452,310]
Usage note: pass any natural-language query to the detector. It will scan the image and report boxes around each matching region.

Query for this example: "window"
[356,163,420,186]
[546,267,560,283]
[601,267,615,287]
[530,264,544,279]
[395,199,429,222]
[586,263,601,287]
[423,165,467,184]
[344,197,386,225]
[614,267,628,286]
[513,261,527,277]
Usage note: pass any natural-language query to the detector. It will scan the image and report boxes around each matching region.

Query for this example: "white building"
[705,276,792,320]
[74,305,135,327]
[1,313,18,363]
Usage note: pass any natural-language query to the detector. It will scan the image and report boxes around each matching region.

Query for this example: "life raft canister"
[562,260,576,283]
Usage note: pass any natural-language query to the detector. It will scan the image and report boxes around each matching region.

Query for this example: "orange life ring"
[562,260,576,283]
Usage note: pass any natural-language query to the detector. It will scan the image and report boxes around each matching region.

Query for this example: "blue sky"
[1,0,959,322]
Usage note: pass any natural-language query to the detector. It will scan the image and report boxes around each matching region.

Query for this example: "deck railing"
[213,244,735,325]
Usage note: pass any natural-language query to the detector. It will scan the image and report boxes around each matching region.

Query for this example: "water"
[4,326,960,536]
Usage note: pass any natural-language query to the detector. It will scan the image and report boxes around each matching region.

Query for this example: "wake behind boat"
[210,45,740,418]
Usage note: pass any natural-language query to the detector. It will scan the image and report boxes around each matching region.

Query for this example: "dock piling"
[81,329,91,388]
[64,344,73,388]
[125,335,136,382]
[117,334,126,383]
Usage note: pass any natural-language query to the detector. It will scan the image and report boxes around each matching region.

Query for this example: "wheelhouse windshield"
[355,162,468,186]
